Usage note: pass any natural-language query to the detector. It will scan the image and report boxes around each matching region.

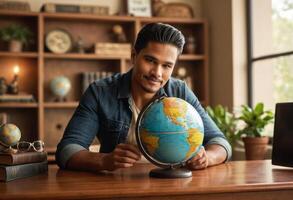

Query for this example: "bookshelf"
[0,10,209,158]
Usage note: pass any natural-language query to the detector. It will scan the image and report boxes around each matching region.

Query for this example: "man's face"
[131,42,178,95]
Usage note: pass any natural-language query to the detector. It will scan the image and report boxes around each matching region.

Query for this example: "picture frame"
[127,0,152,17]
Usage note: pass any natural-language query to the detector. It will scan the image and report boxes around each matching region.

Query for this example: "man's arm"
[66,144,141,172]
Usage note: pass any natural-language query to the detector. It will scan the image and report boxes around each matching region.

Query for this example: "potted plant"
[206,105,238,148]
[0,24,33,52]
[237,102,274,160]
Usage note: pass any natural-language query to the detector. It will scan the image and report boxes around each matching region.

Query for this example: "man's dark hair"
[134,23,185,55]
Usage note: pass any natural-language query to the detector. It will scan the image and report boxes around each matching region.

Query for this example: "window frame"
[246,0,293,106]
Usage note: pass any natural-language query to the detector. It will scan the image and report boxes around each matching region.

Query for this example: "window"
[248,0,293,110]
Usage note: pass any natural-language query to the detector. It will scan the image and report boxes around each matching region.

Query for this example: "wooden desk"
[1,160,293,200]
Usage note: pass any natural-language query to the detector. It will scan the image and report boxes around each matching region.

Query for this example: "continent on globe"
[136,97,204,167]
[50,76,71,101]
[0,123,21,147]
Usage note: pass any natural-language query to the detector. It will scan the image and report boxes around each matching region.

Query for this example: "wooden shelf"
[44,102,79,108]
[179,54,205,60]
[44,53,129,60]
[139,17,206,24]
[0,11,209,154]
[41,12,206,24]
[0,52,38,58]
[0,10,39,17]
[42,12,135,22]
[0,102,38,108]
[43,53,204,61]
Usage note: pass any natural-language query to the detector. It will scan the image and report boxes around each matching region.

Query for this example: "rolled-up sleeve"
[56,144,86,169]
[206,137,232,161]
[55,84,99,169]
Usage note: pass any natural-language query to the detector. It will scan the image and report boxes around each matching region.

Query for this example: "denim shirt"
[56,69,232,168]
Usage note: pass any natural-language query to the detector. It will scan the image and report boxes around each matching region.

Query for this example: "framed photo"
[127,0,152,17]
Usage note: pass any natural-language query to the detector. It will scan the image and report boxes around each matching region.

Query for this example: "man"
[56,23,232,172]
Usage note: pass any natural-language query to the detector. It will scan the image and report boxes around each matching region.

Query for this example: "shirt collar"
[117,69,168,99]
[117,69,132,99]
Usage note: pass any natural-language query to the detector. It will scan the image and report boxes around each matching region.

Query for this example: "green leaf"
[254,103,264,116]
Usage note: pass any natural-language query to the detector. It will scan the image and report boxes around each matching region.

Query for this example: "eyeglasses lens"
[17,142,31,152]
[33,141,44,152]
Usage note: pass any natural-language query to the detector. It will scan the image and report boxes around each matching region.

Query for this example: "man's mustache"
[143,75,163,83]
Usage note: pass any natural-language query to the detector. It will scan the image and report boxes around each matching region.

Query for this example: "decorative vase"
[9,40,23,52]
[242,136,269,160]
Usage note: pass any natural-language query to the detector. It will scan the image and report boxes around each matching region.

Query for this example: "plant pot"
[242,136,269,160]
[9,40,23,52]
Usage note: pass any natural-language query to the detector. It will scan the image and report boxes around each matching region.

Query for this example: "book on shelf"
[0,93,35,102]
[0,160,48,182]
[0,151,47,165]
[0,1,31,11]
[42,3,109,15]
[81,71,114,93]
[95,43,131,57]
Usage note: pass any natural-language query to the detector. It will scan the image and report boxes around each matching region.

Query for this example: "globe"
[136,96,204,178]
[0,123,21,147]
[50,76,71,100]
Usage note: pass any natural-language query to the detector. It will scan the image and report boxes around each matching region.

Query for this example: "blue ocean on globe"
[138,97,204,165]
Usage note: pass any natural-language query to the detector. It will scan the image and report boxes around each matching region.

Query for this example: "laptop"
[272,102,293,167]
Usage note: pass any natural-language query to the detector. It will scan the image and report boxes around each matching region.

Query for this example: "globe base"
[2,146,18,154]
[54,96,67,102]
[149,167,192,178]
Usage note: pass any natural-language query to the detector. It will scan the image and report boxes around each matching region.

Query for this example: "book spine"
[81,72,88,94]
[1,161,48,182]
[55,5,80,13]
[10,152,47,165]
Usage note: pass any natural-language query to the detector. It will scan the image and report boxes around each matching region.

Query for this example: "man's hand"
[102,143,141,171]
[186,144,228,170]
[186,146,208,170]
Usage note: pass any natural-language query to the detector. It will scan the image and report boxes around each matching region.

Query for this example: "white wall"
[203,0,234,108]
[203,0,247,110]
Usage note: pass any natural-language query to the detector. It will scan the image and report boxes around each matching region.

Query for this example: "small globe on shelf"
[50,76,71,102]
[0,123,21,153]
[136,96,204,178]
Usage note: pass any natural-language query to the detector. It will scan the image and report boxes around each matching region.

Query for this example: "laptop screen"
[272,102,293,167]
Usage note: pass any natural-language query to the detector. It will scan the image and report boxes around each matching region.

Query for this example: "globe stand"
[149,167,192,178]
[54,96,67,102]
[2,146,18,154]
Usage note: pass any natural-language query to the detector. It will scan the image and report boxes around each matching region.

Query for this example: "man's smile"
[143,75,163,85]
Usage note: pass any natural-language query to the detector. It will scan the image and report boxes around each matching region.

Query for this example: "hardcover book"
[95,43,131,57]
[0,160,48,182]
[0,151,47,165]
[42,3,109,15]
[0,94,35,102]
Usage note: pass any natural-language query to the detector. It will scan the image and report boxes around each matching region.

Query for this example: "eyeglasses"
[16,140,45,152]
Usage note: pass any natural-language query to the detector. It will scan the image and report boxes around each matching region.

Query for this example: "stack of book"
[0,151,48,182]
